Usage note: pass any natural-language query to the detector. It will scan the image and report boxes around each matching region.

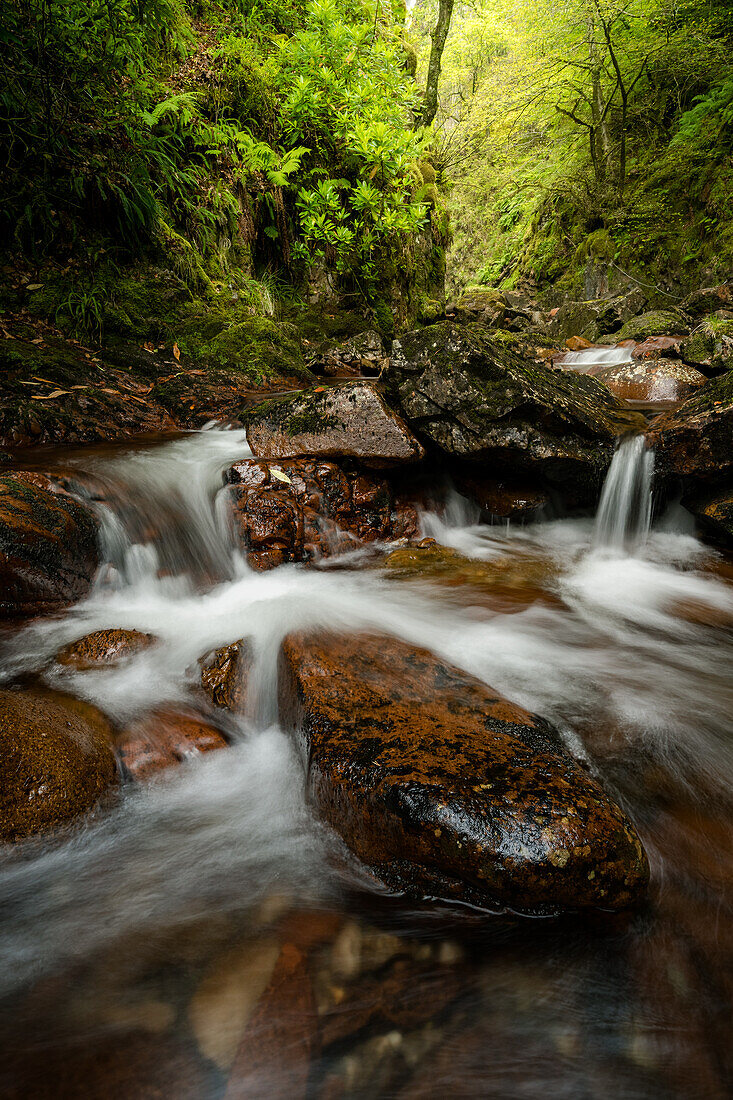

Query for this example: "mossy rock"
[180,318,309,382]
[682,320,733,367]
[457,287,505,313]
[618,310,690,341]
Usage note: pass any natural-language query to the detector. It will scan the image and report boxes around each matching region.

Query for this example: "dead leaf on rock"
[173,343,181,361]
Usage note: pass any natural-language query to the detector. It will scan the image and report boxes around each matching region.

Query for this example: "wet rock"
[617,310,689,341]
[647,372,733,479]
[547,290,647,342]
[386,322,643,497]
[226,458,412,569]
[56,629,156,671]
[631,336,684,361]
[0,473,100,617]
[565,336,593,351]
[117,707,228,781]
[246,381,424,468]
[589,358,706,404]
[224,943,318,1100]
[278,632,649,912]
[453,473,549,519]
[683,487,733,548]
[0,688,117,841]
[200,641,251,711]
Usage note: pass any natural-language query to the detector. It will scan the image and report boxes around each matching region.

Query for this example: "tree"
[415,0,455,129]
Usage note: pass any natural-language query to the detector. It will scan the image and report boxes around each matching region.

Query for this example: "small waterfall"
[594,435,654,551]
[561,346,633,371]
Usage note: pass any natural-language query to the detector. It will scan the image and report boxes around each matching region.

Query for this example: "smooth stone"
[56,628,157,670]
[117,707,229,781]
[189,938,281,1070]
[278,632,649,913]
[246,381,425,467]
[589,358,706,403]
[0,688,117,841]
[0,473,99,617]
[224,943,317,1100]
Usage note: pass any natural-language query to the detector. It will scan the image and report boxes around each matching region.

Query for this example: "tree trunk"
[415,0,455,130]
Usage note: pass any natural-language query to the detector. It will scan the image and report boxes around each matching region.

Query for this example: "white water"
[594,434,655,551]
[561,345,633,371]
[1,426,733,1011]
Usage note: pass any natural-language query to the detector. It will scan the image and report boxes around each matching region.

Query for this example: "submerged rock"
[387,322,642,496]
[117,708,228,781]
[0,473,100,617]
[245,381,424,468]
[226,458,419,570]
[278,632,649,912]
[590,358,706,404]
[648,372,733,479]
[453,473,549,519]
[0,688,117,841]
[56,629,156,670]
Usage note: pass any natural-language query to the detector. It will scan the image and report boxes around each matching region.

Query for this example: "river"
[1,428,731,1098]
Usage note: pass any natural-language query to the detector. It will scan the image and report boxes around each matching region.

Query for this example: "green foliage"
[417,0,733,295]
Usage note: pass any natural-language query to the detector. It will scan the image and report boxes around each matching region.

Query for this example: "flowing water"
[560,346,634,371]
[1,427,733,1098]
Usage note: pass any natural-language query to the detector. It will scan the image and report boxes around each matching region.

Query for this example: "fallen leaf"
[18,380,41,386]
[47,389,70,398]
[30,338,44,345]
[25,283,43,291]
[271,468,292,484]
[173,343,181,361]
[143,342,155,353]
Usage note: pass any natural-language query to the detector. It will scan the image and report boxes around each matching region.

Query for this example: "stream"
[1,428,732,1098]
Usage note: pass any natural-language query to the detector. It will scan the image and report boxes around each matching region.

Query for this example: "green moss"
[618,310,689,341]
[181,317,308,382]
[243,388,340,436]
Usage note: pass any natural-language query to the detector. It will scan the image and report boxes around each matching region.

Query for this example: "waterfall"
[561,346,633,372]
[594,435,654,552]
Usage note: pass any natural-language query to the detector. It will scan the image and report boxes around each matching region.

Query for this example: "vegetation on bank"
[0,0,448,348]
[410,0,733,298]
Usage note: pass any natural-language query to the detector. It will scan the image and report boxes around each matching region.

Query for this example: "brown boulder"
[0,473,100,618]
[631,336,684,360]
[589,358,706,404]
[0,688,117,841]
[226,458,416,569]
[56,629,156,671]
[117,707,228,781]
[278,633,649,913]
[246,381,424,468]
[200,642,251,711]
[647,372,733,479]
[565,336,593,351]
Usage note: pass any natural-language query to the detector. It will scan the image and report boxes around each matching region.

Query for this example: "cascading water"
[560,345,633,372]
[593,434,654,551]
[1,426,733,1099]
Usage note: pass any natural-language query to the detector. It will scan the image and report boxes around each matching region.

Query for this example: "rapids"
[1,426,732,1098]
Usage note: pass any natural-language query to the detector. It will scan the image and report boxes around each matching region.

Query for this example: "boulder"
[681,321,733,371]
[386,322,643,496]
[56,629,156,670]
[200,642,251,711]
[616,310,689,342]
[0,473,100,617]
[0,688,117,841]
[589,358,706,404]
[547,290,647,342]
[117,708,228,781]
[632,336,684,361]
[245,381,424,468]
[683,284,733,318]
[278,632,649,912]
[647,372,733,480]
[226,458,419,570]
